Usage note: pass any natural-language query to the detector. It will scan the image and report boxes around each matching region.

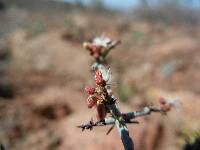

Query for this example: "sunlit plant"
[78,35,177,150]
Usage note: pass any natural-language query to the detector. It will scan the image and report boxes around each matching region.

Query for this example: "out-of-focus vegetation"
[182,130,200,150]
[135,1,200,24]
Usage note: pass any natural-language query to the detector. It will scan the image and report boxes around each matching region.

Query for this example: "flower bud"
[95,70,105,86]
[158,96,166,105]
[83,42,102,58]
[87,95,97,108]
[84,85,95,95]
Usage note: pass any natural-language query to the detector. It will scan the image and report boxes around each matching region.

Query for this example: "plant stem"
[115,119,134,150]
[106,104,134,150]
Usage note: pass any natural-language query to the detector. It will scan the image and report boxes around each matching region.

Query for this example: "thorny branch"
[77,106,166,131]
[78,35,177,150]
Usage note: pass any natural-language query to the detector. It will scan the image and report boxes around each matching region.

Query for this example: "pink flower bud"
[84,85,95,95]
[83,42,102,58]
[158,96,166,105]
[93,52,100,59]
[92,45,102,58]
[87,95,97,108]
[95,70,105,86]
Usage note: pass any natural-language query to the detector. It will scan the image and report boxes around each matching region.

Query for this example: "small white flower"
[93,34,112,47]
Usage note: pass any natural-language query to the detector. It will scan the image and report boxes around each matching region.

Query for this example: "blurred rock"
[0,80,14,99]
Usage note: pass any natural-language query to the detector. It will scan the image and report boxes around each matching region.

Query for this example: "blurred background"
[0,0,200,149]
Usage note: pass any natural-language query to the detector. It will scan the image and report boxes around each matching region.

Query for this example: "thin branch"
[105,103,134,150]
[122,106,165,120]
[115,119,134,150]
[78,106,164,130]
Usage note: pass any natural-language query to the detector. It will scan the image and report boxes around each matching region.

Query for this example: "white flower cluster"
[93,34,112,48]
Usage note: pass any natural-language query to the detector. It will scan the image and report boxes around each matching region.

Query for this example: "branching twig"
[79,35,175,150]
[78,106,165,130]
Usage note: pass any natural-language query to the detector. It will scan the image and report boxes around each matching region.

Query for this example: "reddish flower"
[84,85,95,95]
[93,51,100,59]
[83,43,103,59]
[95,70,105,86]
[87,95,97,108]
[92,45,102,59]
[96,104,106,121]
[158,97,166,105]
